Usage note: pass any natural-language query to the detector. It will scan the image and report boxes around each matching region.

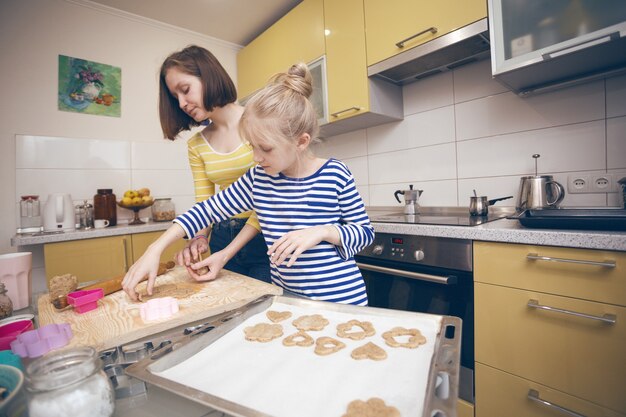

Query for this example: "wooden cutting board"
[38,266,282,351]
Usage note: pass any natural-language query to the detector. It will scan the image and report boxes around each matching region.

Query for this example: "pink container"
[67,288,104,314]
[0,319,34,351]
[0,252,32,310]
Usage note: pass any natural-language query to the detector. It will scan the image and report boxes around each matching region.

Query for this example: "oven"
[356,232,475,404]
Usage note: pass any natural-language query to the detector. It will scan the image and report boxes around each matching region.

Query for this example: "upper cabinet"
[237,0,402,137]
[488,0,626,96]
[364,0,487,66]
[236,0,325,100]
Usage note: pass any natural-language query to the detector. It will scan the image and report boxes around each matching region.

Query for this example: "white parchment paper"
[155,301,442,417]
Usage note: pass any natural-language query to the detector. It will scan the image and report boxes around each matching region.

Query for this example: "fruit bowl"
[117,200,154,225]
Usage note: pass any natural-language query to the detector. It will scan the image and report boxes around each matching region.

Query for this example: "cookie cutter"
[67,288,104,313]
[140,297,179,322]
[10,323,73,358]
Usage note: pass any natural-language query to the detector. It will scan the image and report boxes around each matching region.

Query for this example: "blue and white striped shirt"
[174,158,374,306]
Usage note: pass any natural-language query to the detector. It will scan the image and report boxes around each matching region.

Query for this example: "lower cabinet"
[44,231,186,285]
[457,399,474,417]
[476,363,623,417]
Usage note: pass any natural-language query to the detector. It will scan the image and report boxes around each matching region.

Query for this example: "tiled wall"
[15,135,197,224]
[315,59,626,209]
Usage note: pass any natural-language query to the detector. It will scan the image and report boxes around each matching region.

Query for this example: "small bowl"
[0,315,34,327]
[0,321,34,351]
[0,364,26,417]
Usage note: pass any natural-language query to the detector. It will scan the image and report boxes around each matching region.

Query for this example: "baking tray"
[126,294,461,417]
[512,208,626,231]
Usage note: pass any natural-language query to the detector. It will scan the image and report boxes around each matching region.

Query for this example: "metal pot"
[469,195,513,216]
[515,175,565,210]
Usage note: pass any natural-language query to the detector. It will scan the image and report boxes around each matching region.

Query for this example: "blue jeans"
[209,218,271,283]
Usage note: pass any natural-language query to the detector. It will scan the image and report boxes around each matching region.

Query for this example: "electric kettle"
[394,185,423,215]
[43,193,76,232]
[515,154,565,210]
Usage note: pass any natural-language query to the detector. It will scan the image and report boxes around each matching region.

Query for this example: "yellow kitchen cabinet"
[457,399,474,417]
[474,241,626,416]
[44,232,187,285]
[44,235,132,284]
[236,0,325,99]
[363,0,487,66]
[476,363,623,417]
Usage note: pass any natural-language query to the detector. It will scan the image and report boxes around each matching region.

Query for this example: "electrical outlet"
[567,174,589,193]
[590,174,615,192]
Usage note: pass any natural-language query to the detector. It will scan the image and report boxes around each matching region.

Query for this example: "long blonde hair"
[240,63,320,150]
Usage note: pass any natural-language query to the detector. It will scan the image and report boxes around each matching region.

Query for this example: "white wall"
[316,59,626,210]
[0,0,241,254]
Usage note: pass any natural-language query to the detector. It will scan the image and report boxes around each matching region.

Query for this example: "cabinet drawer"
[474,241,625,306]
[476,363,623,417]
[475,283,626,413]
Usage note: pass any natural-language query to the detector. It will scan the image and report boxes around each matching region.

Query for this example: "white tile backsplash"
[607,116,626,170]
[314,130,367,159]
[455,81,605,141]
[131,140,189,170]
[321,59,626,209]
[343,156,369,186]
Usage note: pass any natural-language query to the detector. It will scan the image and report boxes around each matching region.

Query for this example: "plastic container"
[152,198,176,222]
[0,364,26,417]
[0,320,34,351]
[25,346,115,417]
[0,252,32,310]
[93,189,117,227]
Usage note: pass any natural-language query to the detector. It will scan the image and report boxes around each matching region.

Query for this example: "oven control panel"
[357,233,472,271]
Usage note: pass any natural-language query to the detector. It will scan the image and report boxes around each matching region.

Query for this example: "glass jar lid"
[26,346,100,392]
[96,189,113,194]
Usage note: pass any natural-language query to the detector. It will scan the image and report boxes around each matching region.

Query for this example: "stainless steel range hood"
[368,19,490,85]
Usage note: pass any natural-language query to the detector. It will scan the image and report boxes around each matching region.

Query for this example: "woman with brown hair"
[159,45,269,282]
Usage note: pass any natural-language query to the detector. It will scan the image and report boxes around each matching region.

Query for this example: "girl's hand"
[174,236,209,267]
[268,226,335,267]
[122,247,162,301]
[187,250,229,282]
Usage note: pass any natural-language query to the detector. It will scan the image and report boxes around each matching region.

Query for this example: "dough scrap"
[244,323,283,342]
[337,319,376,340]
[266,310,292,323]
[342,398,400,417]
[314,336,346,356]
[292,314,329,331]
[138,283,196,302]
[282,330,314,347]
[351,342,387,361]
[382,327,427,349]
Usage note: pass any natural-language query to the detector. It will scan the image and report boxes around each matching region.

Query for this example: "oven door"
[356,256,474,404]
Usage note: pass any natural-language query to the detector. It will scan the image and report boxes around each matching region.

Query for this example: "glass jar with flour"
[25,346,114,417]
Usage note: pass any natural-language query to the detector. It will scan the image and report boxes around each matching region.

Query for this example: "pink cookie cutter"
[140,297,179,322]
[10,323,73,358]
[67,288,104,313]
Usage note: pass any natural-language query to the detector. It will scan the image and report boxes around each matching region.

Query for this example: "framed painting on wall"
[58,55,121,117]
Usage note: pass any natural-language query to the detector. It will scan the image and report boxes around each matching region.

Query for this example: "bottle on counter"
[0,282,13,319]
[93,189,117,226]
[25,346,115,417]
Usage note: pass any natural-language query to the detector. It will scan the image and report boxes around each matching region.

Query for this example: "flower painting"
[58,55,121,117]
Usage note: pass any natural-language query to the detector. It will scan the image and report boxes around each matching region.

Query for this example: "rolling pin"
[81,261,175,295]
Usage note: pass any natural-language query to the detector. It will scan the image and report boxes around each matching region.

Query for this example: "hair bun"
[273,62,313,99]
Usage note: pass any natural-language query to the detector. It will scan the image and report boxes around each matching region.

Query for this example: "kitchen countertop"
[11,208,626,252]
[11,221,172,246]
[367,206,626,252]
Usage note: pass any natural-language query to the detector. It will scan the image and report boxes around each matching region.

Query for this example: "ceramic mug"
[94,219,110,229]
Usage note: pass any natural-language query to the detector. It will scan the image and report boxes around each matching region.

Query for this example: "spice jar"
[152,198,176,222]
[93,189,117,226]
[26,346,114,417]
[0,283,13,319]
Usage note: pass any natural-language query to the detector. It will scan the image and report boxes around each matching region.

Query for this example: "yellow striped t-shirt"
[187,131,260,231]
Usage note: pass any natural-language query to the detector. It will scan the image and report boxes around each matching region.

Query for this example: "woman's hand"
[268,225,338,267]
[187,250,229,282]
[121,247,162,301]
[174,236,209,267]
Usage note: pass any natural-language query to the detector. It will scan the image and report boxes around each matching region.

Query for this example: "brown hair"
[159,45,237,140]
[240,62,319,149]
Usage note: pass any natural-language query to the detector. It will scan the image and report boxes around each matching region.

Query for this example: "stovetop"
[370,206,517,227]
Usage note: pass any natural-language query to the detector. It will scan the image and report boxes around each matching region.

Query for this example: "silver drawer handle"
[356,262,456,285]
[528,299,616,324]
[528,389,587,417]
[395,26,438,48]
[527,253,616,268]
[330,106,362,118]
